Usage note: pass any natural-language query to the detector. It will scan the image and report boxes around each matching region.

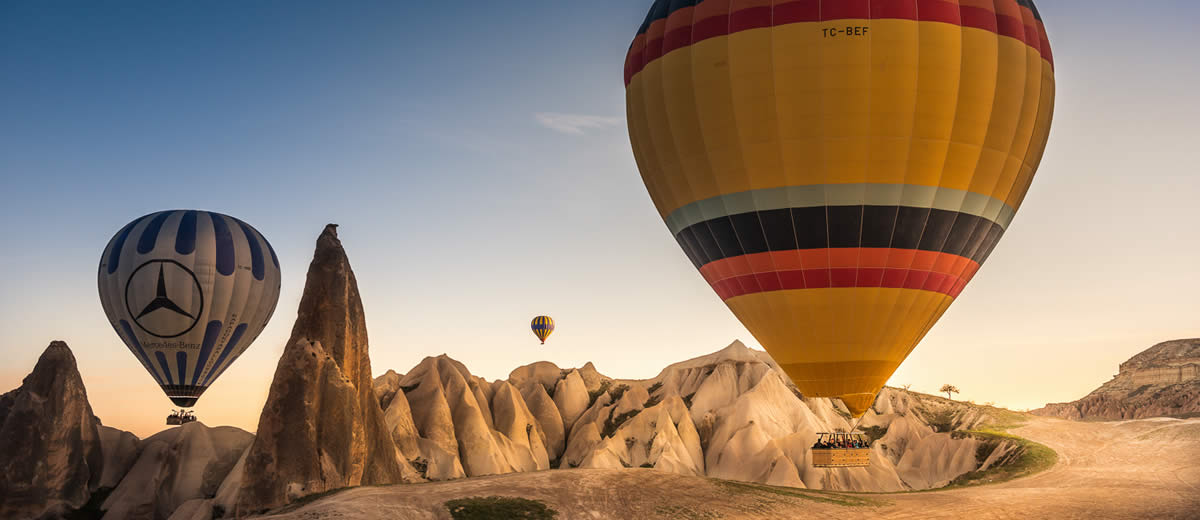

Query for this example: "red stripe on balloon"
[699,248,979,300]
[626,0,1051,85]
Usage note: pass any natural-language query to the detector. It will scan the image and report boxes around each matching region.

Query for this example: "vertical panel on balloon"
[628,76,669,220]
[967,37,1028,203]
[689,40,743,203]
[772,20,824,189]
[223,221,260,376]
[1008,59,1055,210]
[662,31,717,214]
[941,26,998,192]
[729,16,790,345]
[768,18,823,356]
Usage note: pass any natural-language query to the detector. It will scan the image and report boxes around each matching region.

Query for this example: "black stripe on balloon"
[192,320,221,385]
[105,218,142,274]
[673,206,1006,269]
[235,220,265,280]
[158,385,207,397]
[210,213,236,276]
[136,211,172,255]
[176,351,187,388]
[175,210,198,255]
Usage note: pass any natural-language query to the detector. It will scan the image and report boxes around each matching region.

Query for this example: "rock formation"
[371,340,1024,492]
[233,224,415,515]
[521,383,565,461]
[101,422,252,520]
[387,355,549,479]
[1034,338,1200,420]
[3,333,1040,519]
[508,361,562,396]
[0,341,104,519]
[373,369,403,411]
[553,369,589,434]
[97,425,141,489]
[3,257,1051,518]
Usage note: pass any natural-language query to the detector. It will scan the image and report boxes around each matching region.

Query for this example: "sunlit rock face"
[101,422,251,520]
[388,354,550,478]
[233,225,415,515]
[0,341,104,519]
[1034,339,1200,420]
[522,383,565,461]
[372,340,1014,493]
[554,369,589,434]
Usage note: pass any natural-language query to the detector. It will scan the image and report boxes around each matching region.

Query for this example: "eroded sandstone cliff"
[1034,339,1200,420]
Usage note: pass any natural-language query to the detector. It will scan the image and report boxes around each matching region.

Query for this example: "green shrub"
[444,496,558,520]
[601,408,640,438]
[644,394,662,408]
[609,384,631,402]
[859,425,888,444]
[925,409,956,432]
[411,457,429,478]
[1127,384,1152,398]
[588,380,612,408]
[647,381,663,394]
[974,441,998,465]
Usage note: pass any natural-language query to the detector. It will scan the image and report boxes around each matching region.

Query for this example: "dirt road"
[877,417,1200,519]
[262,416,1200,519]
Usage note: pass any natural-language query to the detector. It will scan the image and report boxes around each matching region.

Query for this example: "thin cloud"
[535,112,622,135]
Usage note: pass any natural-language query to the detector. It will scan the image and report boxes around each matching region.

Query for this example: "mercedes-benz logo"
[124,259,204,338]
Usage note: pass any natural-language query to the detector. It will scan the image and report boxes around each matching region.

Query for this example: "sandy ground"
[261,416,1200,520]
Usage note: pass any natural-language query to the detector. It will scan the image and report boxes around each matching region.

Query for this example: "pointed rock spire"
[0,341,104,519]
[234,225,413,515]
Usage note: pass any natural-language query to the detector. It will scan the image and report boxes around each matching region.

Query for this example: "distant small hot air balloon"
[98,210,281,411]
[531,316,554,344]
[625,0,1054,419]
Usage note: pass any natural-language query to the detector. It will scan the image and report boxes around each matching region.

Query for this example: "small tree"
[940,384,959,400]
[901,384,912,392]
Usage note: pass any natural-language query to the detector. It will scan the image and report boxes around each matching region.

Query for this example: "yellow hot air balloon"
[531,315,555,344]
[625,0,1054,418]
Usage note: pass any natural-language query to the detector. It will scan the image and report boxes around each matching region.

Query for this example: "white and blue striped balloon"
[97,210,281,407]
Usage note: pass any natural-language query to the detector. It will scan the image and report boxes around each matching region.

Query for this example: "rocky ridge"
[1034,339,1200,420]
[374,341,1028,493]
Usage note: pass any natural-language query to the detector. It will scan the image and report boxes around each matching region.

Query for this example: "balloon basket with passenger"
[810,432,871,468]
[166,409,197,426]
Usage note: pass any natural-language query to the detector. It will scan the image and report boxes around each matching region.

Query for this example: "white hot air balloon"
[98,210,281,410]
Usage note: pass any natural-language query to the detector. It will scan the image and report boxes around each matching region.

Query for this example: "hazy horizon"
[3,1,1198,439]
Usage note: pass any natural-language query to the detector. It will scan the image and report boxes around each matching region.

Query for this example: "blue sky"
[2,1,1198,437]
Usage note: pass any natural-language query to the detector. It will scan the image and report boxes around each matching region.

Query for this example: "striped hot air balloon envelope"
[98,210,282,408]
[625,0,1054,417]
[531,316,555,344]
